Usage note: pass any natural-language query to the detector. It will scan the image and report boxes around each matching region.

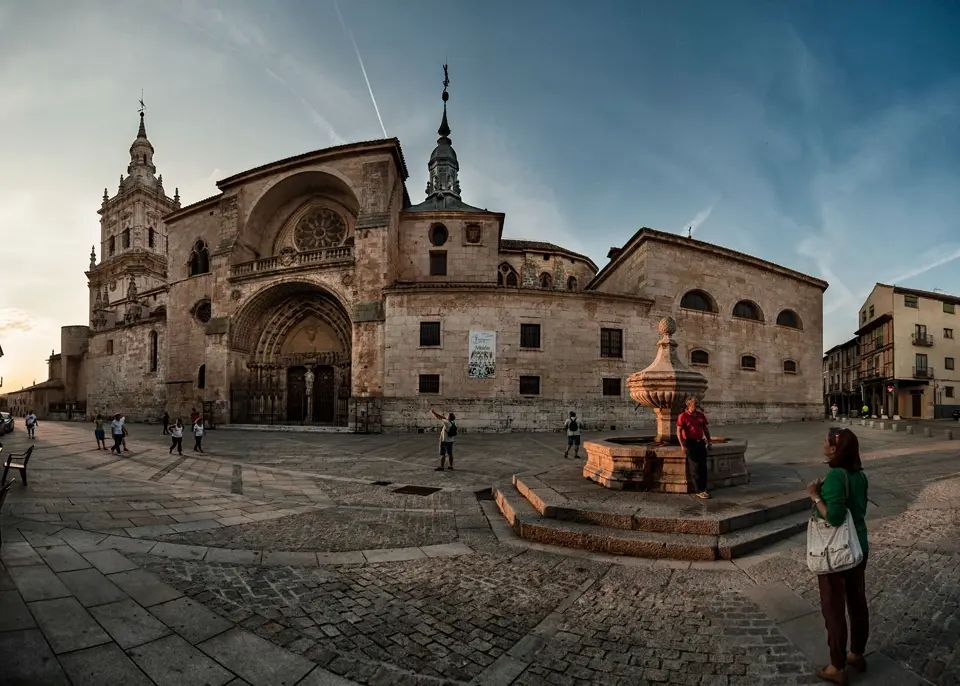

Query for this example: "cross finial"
[138,90,145,115]
[442,63,449,92]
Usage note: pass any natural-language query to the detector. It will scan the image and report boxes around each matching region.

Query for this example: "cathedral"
[11,74,828,432]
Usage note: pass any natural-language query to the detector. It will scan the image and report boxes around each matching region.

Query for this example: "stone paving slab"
[129,633,236,686]
[148,596,234,644]
[90,598,173,648]
[0,629,71,684]
[199,627,316,686]
[57,566,130,607]
[57,642,155,686]
[28,596,113,653]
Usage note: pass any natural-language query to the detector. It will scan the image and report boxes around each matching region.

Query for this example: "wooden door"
[912,393,922,418]
[286,367,306,422]
[314,366,335,424]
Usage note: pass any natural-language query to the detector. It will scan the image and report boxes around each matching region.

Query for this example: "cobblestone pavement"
[0,420,958,684]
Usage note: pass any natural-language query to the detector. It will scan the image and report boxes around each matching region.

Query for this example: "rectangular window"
[947,386,955,399]
[945,328,954,339]
[419,322,441,347]
[600,328,623,358]
[520,323,541,349]
[860,310,866,324]
[945,302,955,314]
[904,294,918,308]
[519,375,540,395]
[947,357,955,371]
[429,251,447,276]
[602,378,621,396]
[148,227,155,248]
[868,305,874,318]
[108,236,116,256]
[106,339,114,355]
[418,374,440,394]
[916,353,928,369]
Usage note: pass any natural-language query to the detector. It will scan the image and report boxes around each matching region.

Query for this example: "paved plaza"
[1,420,958,685]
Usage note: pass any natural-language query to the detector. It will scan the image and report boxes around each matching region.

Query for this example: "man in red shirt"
[677,396,712,499]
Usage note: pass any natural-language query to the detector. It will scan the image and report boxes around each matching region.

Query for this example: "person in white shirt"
[830,403,839,420]
[25,411,38,439]
[563,411,582,459]
[109,414,125,454]
[192,417,205,453]
[168,419,184,455]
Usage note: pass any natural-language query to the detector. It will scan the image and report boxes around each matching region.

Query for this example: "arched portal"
[230,281,352,426]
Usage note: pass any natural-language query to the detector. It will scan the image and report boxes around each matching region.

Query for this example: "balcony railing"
[229,246,354,279]
[911,332,934,347]
[913,366,934,379]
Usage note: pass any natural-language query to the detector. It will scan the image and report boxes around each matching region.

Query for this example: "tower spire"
[421,64,461,203]
[438,63,451,140]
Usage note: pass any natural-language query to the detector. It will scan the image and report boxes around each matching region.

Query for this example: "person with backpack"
[563,411,582,459]
[430,408,457,471]
[25,410,38,439]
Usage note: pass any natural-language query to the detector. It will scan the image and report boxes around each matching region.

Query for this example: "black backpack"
[568,418,578,432]
[448,422,458,437]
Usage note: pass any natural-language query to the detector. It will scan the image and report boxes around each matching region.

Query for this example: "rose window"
[294,209,346,251]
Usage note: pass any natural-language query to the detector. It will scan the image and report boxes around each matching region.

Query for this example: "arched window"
[732,300,764,322]
[149,331,158,372]
[783,359,798,374]
[429,224,449,246]
[776,309,802,330]
[567,276,578,291]
[680,289,717,313]
[539,272,553,290]
[497,263,519,288]
[690,349,710,365]
[197,364,206,389]
[740,355,757,370]
[189,240,210,276]
[121,228,130,249]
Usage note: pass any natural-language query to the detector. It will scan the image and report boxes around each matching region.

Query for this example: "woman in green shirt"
[807,427,869,685]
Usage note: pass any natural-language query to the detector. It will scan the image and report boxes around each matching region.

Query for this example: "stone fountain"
[582,317,749,492]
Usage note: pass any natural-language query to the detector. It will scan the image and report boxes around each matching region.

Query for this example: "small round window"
[429,224,449,246]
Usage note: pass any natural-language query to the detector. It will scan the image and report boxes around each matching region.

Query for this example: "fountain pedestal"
[582,436,749,492]
[583,317,749,492]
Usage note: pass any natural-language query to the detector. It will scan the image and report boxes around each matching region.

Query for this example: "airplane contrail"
[333,0,387,138]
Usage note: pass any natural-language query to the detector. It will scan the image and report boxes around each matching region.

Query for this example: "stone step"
[513,473,810,535]
[494,483,809,561]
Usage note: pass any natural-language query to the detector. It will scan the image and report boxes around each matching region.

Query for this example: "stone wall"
[395,213,502,284]
[85,321,168,421]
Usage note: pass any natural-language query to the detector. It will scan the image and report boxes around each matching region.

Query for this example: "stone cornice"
[384,282,654,306]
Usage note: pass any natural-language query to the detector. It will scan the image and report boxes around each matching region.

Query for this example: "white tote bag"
[806,470,864,574]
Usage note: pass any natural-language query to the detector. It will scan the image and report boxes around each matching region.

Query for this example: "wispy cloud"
[0,309,34,333]
[174,0,344,144]
[333,0,387,138]
[681,204,714,236]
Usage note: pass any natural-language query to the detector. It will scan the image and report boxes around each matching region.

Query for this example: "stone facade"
[7,82,828,430]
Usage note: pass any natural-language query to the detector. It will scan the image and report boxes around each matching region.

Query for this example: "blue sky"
[1,0,959,390]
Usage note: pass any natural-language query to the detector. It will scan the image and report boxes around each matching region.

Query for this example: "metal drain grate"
[392,485,442,496]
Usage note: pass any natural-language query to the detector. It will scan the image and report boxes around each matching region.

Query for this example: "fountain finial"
[627,317,708,444]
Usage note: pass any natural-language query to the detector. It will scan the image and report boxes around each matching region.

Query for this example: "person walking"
[25,410,38,439]
[808,427,870,684]
[93,413,106,450]
[563,411,582,459]
[161,411,170,435]
[121,421,130,452]
[677,396,712,499]
[192,416,205,453]
[168,419,184,455]
[110,413,125,454]
[430,408,457,471]
[190,407,200,426]
[830,403,839,420]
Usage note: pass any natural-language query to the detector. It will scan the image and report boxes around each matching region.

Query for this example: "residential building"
[854,283,960,419]
[823,337,860,416]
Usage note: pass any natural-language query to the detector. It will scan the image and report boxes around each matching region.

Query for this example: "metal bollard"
[906,425,914,434]
[923,427,931,437]
[892,423,900,432]
[870,421,876,428]
[860,419,867,426]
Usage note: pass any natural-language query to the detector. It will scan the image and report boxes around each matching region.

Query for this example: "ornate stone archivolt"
[253,295,351,363]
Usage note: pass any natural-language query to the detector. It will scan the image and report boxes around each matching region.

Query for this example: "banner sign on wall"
[467,330,496,379]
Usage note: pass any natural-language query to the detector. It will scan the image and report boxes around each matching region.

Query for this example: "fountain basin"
[583,436,749,492]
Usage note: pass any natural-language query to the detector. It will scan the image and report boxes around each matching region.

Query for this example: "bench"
[0,478,12,546]
[2,444,35,486]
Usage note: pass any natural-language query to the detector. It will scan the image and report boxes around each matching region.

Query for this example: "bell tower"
[86,98,181,330]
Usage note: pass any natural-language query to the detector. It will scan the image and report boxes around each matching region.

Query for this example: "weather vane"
[442,63,449,92]
[138,90,145,115]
